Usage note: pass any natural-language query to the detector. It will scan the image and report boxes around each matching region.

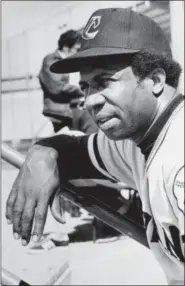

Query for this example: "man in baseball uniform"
[6,8,184,285]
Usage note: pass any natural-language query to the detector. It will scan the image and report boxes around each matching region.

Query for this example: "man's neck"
[136,88,183,160]
[135,86,178,146]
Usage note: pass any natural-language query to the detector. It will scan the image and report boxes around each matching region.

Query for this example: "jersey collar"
[137,94,184,161]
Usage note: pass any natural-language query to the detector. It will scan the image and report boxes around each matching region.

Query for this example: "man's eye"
[99,78,115,87]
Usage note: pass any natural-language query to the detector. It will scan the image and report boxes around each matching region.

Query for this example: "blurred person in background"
[39,29,84,133]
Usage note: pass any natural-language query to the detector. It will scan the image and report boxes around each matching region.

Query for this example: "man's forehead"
[80,67,112,76]
[80,62,128,80]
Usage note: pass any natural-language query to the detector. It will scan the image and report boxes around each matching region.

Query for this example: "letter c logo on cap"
[82,16,101,40]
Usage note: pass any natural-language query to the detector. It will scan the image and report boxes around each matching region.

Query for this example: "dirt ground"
[1,167,167,285]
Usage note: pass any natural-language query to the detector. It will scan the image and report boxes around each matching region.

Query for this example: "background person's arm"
[39,54,84,97]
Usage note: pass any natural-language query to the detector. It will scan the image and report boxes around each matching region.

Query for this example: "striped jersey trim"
[88,134,118,182]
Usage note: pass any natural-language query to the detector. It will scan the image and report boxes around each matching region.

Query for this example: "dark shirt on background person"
[39,30,84,133]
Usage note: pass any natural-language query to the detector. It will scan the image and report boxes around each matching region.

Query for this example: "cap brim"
[50,47,140,74]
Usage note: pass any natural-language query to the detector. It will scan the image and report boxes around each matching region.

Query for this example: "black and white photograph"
[1,1,184,285]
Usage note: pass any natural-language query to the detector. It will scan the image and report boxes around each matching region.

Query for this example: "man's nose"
[84,92,105,111]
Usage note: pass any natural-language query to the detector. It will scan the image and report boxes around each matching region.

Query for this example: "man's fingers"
[6,186,17,223]
[12,194,25,239]
[32,200,48,242]
[20,200,36,245]
[50,191,66,224]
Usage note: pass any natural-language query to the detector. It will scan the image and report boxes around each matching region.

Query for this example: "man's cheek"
[105,87,125,105]
[112,92,129,109]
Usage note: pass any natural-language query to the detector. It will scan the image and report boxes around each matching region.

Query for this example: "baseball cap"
[51,7,172,74]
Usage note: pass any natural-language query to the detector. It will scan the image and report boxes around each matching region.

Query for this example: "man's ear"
[148,68,166,97]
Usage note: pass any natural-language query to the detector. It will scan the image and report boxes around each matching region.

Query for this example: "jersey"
[87,100,184,285]
[36,95,184,284]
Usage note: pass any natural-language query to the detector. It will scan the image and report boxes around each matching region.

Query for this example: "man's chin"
[103,129,125,141]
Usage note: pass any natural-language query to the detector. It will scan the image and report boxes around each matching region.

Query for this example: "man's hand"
[5,144,59,246]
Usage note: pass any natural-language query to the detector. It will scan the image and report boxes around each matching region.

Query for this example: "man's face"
[80,62,157,141]
[68,43,81,56]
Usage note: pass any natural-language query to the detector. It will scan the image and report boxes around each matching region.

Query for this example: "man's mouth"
[97,116,120,130]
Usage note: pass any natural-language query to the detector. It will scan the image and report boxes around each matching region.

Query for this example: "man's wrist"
[27,144,59,162]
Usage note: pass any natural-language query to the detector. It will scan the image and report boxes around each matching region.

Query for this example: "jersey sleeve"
[36,130,136,190]
[36,134,106,181]
[87,130,136,190]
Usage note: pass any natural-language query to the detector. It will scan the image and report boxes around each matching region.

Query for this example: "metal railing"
[1,75,40,94]
[1,268,30,286]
